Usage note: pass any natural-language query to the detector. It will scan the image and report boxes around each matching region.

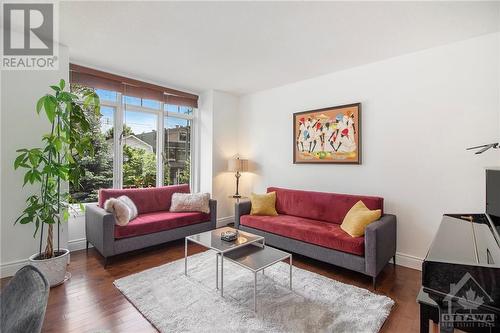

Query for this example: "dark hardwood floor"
[1,241,423,333]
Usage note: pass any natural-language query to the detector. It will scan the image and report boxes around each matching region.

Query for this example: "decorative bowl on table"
[221,230,238,242]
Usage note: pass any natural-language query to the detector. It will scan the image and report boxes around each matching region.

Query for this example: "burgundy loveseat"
[235,187,396,288]
[85,184,217,265]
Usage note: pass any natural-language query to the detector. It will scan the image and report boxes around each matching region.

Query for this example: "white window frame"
[93,91,196,191]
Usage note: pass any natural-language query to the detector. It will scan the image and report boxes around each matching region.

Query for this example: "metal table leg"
[254,271,257,312]
[184,238,188,276]
[289,255,293,290]
[221,252,224,297]
[216,253,219,289]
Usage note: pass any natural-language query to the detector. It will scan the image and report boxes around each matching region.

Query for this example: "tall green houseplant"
[14,79,100,259]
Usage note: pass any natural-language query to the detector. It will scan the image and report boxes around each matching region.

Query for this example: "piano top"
[425,214,500,267]
[422,214,500,313]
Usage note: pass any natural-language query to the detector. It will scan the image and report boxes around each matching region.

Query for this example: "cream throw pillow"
[104,195,138,226]
[340,200,382,237]
[170,193,210,214]
[118,195,138,219]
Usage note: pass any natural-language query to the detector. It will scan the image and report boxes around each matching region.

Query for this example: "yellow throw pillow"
[341,200,381,237]
[250,192,278,216]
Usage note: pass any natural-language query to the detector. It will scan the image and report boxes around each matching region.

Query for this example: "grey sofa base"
[239,225,367,274]
[85,199,217,266]
[88,221,214,265]
[113,221,213,255]
[240,225,394,288]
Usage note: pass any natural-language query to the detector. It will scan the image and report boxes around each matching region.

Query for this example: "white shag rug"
[114,251,394,333]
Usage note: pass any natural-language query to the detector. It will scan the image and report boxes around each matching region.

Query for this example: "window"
[69,65,198,202]
[123,110,158,188]
[164,104,194,115]
[164,117,191,185]
[69,86,114,203]
[96,89,117,102]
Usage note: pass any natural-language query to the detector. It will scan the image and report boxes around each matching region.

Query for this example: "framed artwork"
[293,103,361,164]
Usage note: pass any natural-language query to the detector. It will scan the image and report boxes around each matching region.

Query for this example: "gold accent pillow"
[250,192,278,216]
[340,200,381,237]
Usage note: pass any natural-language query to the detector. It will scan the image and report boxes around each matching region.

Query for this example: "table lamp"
[228,157,248,198]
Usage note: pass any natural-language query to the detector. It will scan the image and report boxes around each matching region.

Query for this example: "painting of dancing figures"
[293,103,361,164]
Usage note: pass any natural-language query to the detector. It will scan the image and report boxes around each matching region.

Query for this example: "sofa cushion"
[104,197,135,226]
[170,192,210,214]
[114,211,210,239]
[341,200,382,237]
[240,214,365,256]
[250,192,278,216]
[267,187,383,225]
[99,184,190,214]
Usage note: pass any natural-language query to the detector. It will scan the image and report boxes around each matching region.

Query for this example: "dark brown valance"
[70,64,198,108]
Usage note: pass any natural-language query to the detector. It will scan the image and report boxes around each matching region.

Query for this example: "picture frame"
[293,103,361,164]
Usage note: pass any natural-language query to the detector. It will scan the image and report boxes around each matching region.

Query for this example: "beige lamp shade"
[228,158,248,172]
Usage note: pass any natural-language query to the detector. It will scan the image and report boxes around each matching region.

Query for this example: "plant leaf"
[62,209,70,221]
[44,95,56,122]
[19,216,32,224]
[53,137,62,151]
[28,150,39,166]
[14,154,26,169]
[36,96,45,114]
[23,172,31,186]
[59,79,65,90]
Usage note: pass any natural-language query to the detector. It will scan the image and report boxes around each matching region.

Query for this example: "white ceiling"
[60,1,500,95]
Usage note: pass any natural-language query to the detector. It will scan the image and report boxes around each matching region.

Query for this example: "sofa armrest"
[234,200,251,228]
[364,214,397,277]
[85,204,115,258]
[209,199,217,229]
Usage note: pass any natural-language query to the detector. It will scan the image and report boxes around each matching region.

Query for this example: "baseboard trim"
[217,216,234,228]
[394,252,423,271]
[1,253,74,278]
[68,238,91,252]
[0,258,28,278]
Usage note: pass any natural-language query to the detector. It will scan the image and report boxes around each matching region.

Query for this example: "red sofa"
[235,187,396,288]
[86,184,217,265]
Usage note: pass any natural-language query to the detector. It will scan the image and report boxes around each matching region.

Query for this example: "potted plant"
[14,79,100,287]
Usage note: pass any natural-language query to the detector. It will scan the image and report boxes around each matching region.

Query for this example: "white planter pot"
[28,248,70,287]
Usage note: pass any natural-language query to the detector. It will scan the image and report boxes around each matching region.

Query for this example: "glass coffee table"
[185,227,292,311]
[224,243,292,311]
[185,227,265,296]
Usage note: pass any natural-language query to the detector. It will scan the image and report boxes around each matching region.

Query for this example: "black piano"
[420,169,500,333]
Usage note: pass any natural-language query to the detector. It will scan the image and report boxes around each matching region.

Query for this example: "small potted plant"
[14,79,100,286]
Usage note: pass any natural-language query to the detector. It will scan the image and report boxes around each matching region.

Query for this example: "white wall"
[198,90,214,195]
[1,46,70,277]
[237,33,500,269]
[212,91,240,221]
[199,90,240,223]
